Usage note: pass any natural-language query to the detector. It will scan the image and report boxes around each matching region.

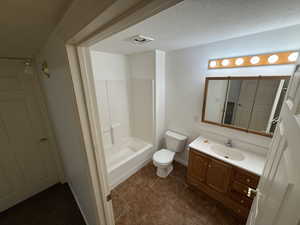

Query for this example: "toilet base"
[156,164,173,178]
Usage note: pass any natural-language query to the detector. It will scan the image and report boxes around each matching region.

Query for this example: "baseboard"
[68,183,90,225]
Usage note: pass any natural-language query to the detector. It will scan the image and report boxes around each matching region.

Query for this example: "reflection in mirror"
[224,80,258,129]
[203,76,290,137]
[250,79,289,134]
[269,79,289,133]
[205,79,228,123]
[248,79,280,133]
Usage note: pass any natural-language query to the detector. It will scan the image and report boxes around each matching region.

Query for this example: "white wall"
[166,25,300,165]
[128,50,166,148]
[155,50,166,149]
[129,51,155,79]
[129,51,155,144]
[36,33,97,225]
[90,50,158,146]
[90,51,130,81]
[90,51,131,148]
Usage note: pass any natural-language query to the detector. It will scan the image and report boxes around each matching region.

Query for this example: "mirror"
[202,76,290,137]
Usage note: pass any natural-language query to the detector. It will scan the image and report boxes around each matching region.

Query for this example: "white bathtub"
[105,137,154,188]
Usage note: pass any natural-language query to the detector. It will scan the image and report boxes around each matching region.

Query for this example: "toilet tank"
[165,130,187,152]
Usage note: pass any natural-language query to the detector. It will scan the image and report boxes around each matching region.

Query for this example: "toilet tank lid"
[166,130,187,141]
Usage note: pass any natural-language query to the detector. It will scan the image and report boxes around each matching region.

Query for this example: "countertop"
[189,136,266,176]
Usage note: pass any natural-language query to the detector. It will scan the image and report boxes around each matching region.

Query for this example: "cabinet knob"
[247,187,258,198]
[246,178,251,183]
[240,200,244,204]
[208,164,212,168]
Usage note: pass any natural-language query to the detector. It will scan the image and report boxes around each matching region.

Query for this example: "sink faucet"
[225,139,232,148]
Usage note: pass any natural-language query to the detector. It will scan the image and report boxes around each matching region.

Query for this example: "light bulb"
[250,56,260,64]
[221,59,230,66]
[235,58,244,66]
[268,54,279,64]
[209,61,217,68]
[288,52,299,62]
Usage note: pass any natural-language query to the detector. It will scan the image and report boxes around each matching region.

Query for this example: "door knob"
[39,138,48,142]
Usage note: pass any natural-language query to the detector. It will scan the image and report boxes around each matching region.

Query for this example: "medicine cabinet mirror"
[202,76,290,137]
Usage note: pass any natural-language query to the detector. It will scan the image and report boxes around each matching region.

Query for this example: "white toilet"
[153,130,187,178]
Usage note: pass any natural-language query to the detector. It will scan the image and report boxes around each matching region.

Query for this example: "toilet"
[153,130,187,178]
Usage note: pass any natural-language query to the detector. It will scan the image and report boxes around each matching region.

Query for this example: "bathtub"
[105,137,154,188]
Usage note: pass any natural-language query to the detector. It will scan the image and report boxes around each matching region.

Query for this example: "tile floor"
[112,162,244,225]
[0,184,86,225]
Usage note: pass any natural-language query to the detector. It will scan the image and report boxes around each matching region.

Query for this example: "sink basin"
[210,144,245,161]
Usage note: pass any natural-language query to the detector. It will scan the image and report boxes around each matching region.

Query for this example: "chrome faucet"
[225,139,233,148]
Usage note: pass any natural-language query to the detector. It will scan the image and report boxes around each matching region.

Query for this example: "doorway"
[65,1,300,225]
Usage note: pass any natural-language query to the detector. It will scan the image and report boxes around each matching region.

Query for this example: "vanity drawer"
[234,169,259,188]
[229,191,253,208]
[231,181,252,198]
[231,205,249,218]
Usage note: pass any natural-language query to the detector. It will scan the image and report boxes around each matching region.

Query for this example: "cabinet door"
[188,150,209,183]
[206,159,232,193]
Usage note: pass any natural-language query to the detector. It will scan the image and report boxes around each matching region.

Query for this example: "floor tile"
[0,184,86,225]
[170,161,188,183]
[112,162,243,225]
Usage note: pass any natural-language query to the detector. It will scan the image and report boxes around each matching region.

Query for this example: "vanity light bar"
[208,51,299,69]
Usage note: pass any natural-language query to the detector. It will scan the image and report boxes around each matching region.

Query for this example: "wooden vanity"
[187,148,260,219]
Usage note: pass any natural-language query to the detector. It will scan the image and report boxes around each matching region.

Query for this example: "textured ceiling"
[0,0,72,58]
[91,0,300,54]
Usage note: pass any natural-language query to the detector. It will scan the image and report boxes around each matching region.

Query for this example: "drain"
[224,155,229,159]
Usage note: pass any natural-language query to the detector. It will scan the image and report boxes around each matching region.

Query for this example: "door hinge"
[106,193,112,202]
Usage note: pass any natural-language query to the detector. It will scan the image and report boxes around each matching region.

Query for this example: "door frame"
[64,1,182,225]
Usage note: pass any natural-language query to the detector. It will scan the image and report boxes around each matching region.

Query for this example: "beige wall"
[55,0,117,41]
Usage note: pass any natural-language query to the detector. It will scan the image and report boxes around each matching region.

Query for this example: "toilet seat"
[153,149,175,165]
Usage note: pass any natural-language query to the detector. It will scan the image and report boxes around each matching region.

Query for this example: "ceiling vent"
[130,35,154,45]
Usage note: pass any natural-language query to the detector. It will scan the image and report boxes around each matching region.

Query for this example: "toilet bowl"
[153,149,175,177]
[153,131,187,178]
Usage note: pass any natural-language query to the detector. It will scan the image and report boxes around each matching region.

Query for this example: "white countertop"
[189,136,266,176]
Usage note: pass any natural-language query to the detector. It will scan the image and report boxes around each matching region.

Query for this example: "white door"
[248,79,279,131]
[247,61,300,225]
[205,79,228,123]
[0,60,60,212]
[235,80,258,128]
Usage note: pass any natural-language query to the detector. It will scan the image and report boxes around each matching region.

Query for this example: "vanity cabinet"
[187,148,260,219]
[206,159,232,193]
[188,151,208,183]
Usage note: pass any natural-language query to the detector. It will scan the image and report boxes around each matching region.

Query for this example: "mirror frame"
[202,76,290,137]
